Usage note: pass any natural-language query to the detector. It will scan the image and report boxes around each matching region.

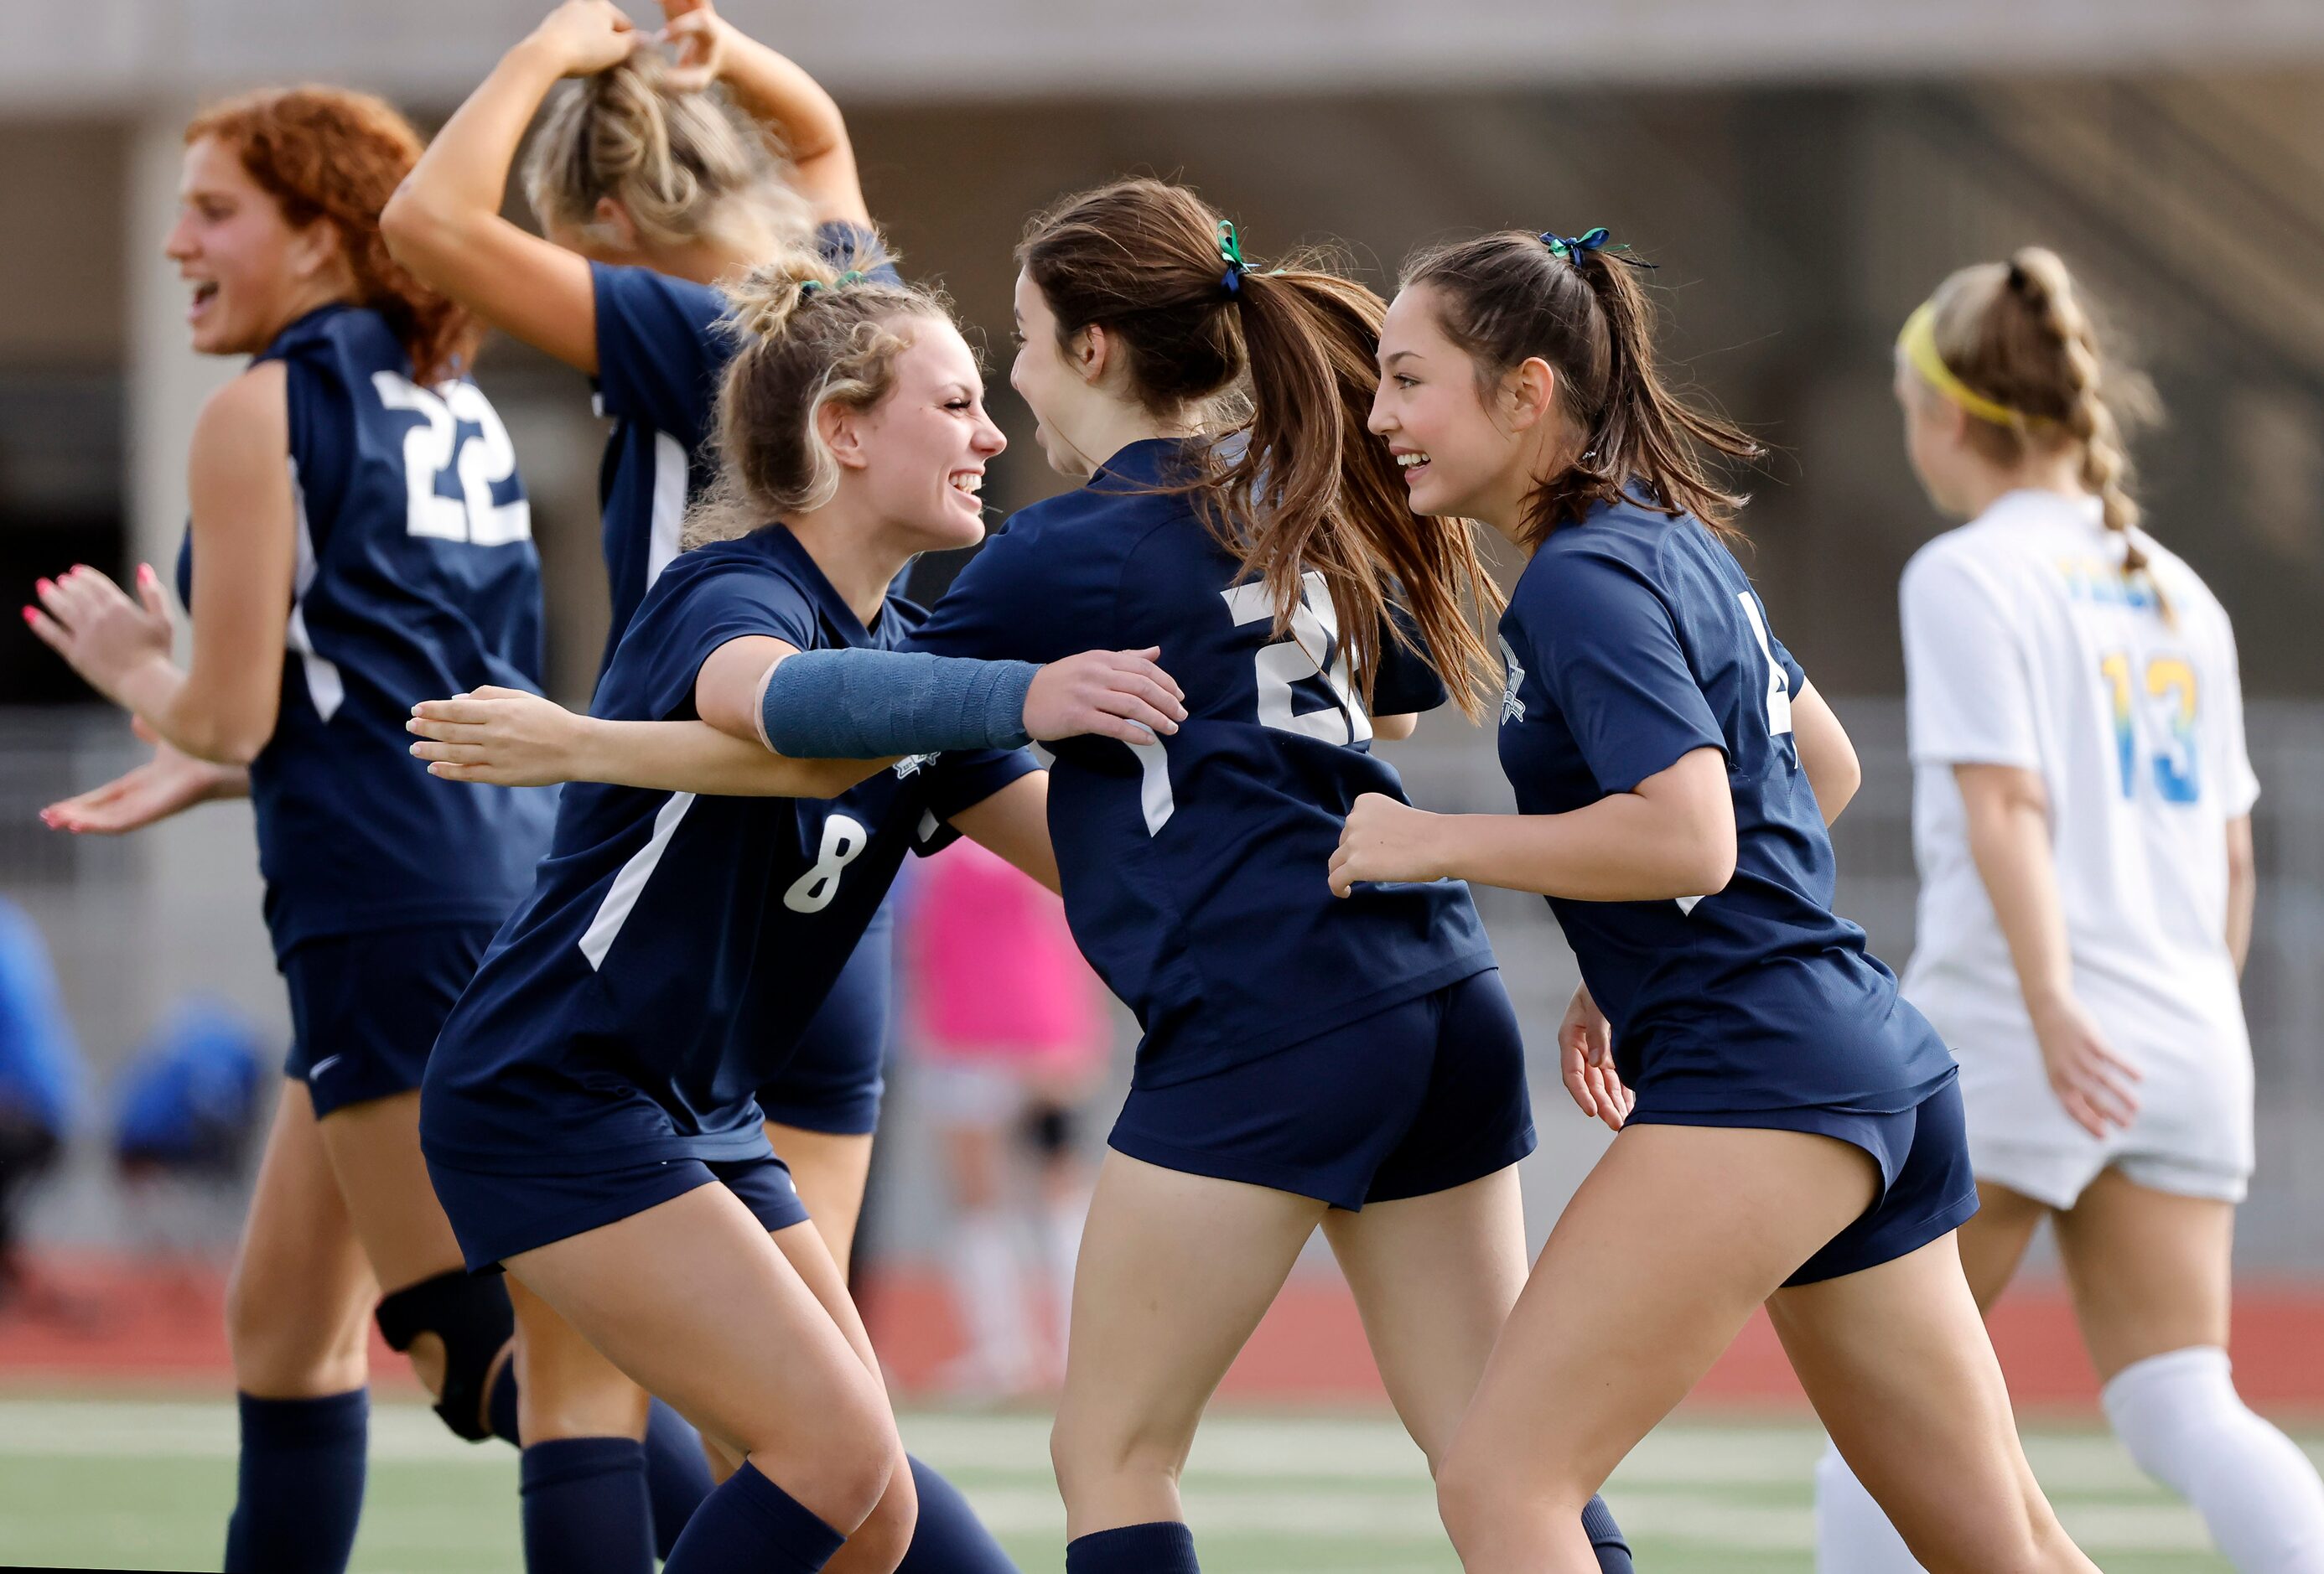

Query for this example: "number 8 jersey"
[906,437,1498,1088]
[177,304,553,960]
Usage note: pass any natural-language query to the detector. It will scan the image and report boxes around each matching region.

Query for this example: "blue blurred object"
[0,897,83,1138]
[113,999,269,1173]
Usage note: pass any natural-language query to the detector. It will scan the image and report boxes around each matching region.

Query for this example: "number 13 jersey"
[1900,489,2259,1079]
[177,304,553,960]
[907,437,1497,1088]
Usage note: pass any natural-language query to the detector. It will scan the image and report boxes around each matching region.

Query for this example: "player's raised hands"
[24,562,176,711]
[1328,791,1447,897]
[410,686,594,786]
[42,718,245,835]
[1022,647,1186,747]
[2030,989,2142,1138]
[656,0,728,91]
[1558,981,1632,1132]
[527,0,646,78]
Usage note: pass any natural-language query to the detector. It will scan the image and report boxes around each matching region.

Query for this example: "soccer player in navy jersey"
[27,90,554,1574]
[414,256,1175,1574]
[1333,226,2099,1572]
[410,179,1634,1574]
[381,7,1021,1568]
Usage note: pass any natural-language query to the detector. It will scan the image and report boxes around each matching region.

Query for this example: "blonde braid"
[2003,249,2175,622]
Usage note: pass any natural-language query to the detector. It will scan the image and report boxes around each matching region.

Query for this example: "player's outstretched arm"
[758,645,1185,759]
[381,1,638,373]
[409,686,883,799]
[1330,746,1738,904]
[657,0,869,228]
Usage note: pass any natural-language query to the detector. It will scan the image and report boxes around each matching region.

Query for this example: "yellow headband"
[1896,301,2026,427]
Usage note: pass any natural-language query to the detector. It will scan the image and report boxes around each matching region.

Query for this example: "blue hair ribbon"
[1217,220,1249,298]
[1539,226,1656,269]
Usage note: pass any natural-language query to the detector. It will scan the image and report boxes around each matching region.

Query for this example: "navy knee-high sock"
[642,1395,716,1556]
[521,1438,654,1574]
[1583,1493,1634,1574]
[223,1388,368,1574]
[895,1454,1017,1572]
[664,1460,845,1574]
[1064,1521,1199,1574]
[488,1360,713,1560]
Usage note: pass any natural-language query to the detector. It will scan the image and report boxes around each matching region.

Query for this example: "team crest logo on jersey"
[1498,637,1528,722]
[893,753,939,778]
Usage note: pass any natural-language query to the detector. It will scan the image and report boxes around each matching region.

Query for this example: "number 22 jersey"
[907,437,1498,1087]
[176,304,553,960]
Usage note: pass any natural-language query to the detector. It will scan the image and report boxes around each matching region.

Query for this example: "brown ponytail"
[685,231,950,548]
[1923,248,2164,607]
[187,87,479,383]
[1400,231,1761,551]
[1017,179,1501,718]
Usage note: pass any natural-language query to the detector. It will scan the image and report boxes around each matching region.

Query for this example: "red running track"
[4,1252,2319,1415]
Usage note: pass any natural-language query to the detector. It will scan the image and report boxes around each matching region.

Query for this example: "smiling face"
[1009,267,1100,478]
[163,136,336,357]
[841,314,1007,552]
[1369,282,1538,528]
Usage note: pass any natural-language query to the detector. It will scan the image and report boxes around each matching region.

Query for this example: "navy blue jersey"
[423,524,1036,1170]
[908,437,1496,1087]
[589,221,897,665]
[1496,498,1953,1112]
[177,305,554,959]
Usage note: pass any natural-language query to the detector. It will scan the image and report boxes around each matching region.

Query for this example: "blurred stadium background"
[2,3,2321,1567]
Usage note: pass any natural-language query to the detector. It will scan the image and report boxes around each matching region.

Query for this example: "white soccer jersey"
[1898,490,2259,1202]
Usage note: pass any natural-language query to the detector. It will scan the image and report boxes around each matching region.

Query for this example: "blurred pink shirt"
[907,840,1105,1069]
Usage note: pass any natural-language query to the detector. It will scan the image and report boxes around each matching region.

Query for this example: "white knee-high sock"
[1814,1442,1927,1573]
[2103,1345,2324,1573]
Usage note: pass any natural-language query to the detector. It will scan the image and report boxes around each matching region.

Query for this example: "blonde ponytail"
[523,49,808,256]
[1922,249,2166,614]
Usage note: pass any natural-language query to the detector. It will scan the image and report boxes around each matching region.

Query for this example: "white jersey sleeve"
[1901,543,2042,772]
[2206,606,2261,819]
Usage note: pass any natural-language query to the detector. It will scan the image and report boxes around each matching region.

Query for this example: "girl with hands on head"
[1360,226,2098,1574]
[392,13,1038,1569]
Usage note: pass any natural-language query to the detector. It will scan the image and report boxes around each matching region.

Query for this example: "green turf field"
[0,1395,2312,1571]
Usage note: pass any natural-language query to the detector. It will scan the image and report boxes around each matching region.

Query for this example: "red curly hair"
[186,86,480,384]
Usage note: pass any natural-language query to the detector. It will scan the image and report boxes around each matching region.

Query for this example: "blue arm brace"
[759,647,1039,759]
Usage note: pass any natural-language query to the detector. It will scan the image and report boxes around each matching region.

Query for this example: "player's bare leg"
[1320,1164,1527,1470]
[767,1123,876,1281]
[1050,1151,1325,1539]
[1773,1234,2093,1572]
[1434,1123,1882,1574]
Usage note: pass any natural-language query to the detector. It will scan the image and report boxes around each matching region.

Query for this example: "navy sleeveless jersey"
[176,305,554,960]
[589,221,898,665]
[421,524,1037,1170]
[907,437,1497,1087]
[1495,497,1954,1112]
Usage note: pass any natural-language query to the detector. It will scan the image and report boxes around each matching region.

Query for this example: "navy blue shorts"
[756,906,891,1137]
[1630,1069,1979,1287]
[1109,968,1535,1212]
[281,924,495,1119]
[426,1148,811,1273]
